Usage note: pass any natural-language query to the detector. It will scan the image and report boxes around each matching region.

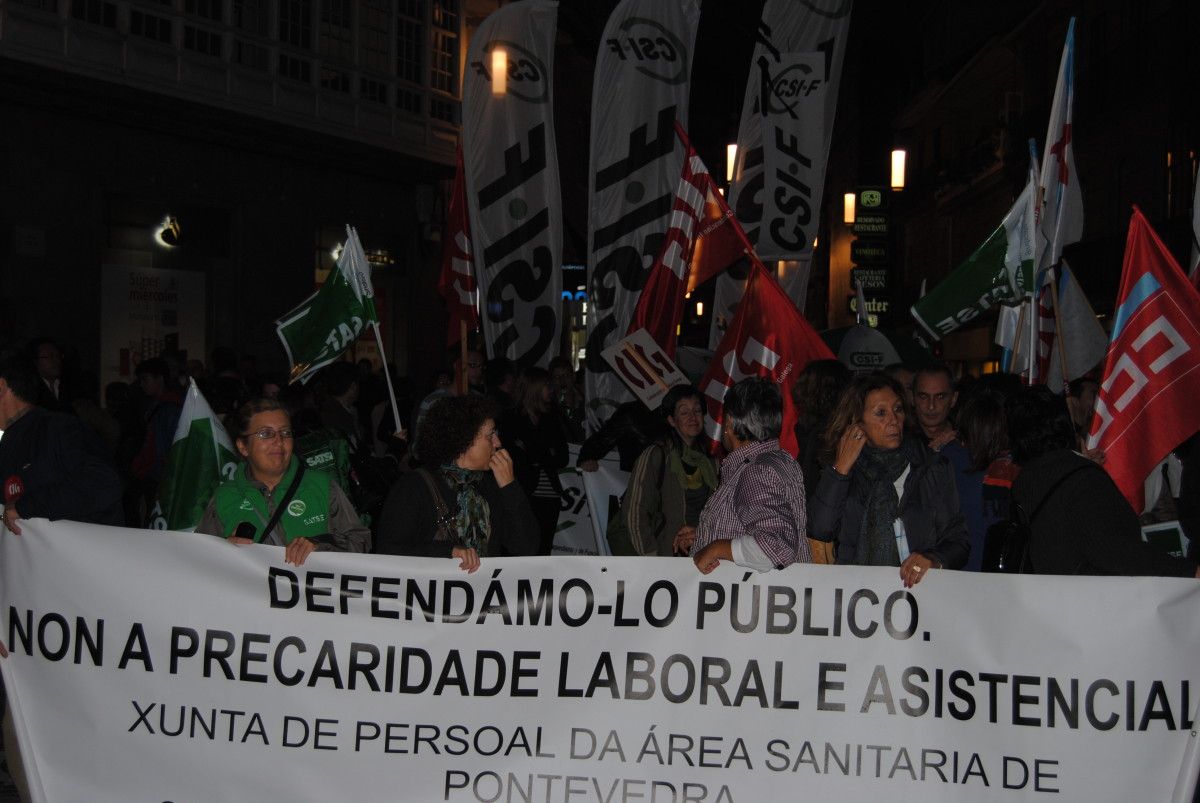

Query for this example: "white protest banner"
[462,0,562,366]
[601,328,690,412]
[584,0,701,430]
[4,520,1200,801]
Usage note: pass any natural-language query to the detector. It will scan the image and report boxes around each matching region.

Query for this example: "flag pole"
[370,321,404,436]
[1010,301,1028,374]
[1047,266,1071,391]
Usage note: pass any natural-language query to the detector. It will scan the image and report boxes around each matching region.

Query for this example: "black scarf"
[854,444,911,566]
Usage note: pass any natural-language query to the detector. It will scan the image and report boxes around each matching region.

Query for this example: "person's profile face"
[457,418,500,471]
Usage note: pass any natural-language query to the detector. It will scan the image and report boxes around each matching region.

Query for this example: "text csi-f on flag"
[149,379,238,532]
[275,226,376,384]
[462,0,561,367]
[698,260,833,457]
[1087,208,1200,514]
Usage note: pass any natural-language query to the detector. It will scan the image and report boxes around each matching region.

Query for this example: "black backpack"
[982,464,1095,573]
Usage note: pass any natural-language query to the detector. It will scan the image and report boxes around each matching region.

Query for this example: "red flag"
[698,259,834,457]
[1087,208,1200,512]
[437,146,479,346]
[628,123,752,357]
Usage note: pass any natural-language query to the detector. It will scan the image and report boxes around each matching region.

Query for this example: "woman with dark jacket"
[502,367,570,555]
[1008,386,1199,577]
[809,373,969,585]
[375,395,538,570]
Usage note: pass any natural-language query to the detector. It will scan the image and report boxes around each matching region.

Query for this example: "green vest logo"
[287,500,307,517]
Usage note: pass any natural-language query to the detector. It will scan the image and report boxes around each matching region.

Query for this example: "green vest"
[212,456,330,544]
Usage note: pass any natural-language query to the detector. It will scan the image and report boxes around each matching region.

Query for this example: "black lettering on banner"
[595,106,677,192]
[269,567,299,609]
[479,124,547,210]
[118,623,153,671]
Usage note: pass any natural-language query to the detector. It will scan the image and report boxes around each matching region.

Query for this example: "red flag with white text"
[628,123,751,357]
[698,259,834,457]
[437,146,479,346]
[1087,209,1200,513]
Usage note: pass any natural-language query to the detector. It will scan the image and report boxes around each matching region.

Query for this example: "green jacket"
[210,456,330,544]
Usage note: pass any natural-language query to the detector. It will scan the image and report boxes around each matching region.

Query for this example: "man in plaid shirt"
[691,378,811,573]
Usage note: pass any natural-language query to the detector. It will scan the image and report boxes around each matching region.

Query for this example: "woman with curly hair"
[375,395,538,570]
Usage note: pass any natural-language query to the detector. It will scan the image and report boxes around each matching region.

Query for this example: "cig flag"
[584,0,700,430]
[276,226,376,384]
[149,379,238,531]
[438,145,479,346]
[627,123,751,358]
[1087,209,1200,513]
[462,0,562,367]
[698,259,834,457]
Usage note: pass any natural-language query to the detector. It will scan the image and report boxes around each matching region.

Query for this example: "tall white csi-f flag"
[710,0,853,347]
[462,0,562,367]
[584,0,700,431]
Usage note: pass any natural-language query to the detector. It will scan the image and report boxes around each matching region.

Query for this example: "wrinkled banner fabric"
[4,522,1200,801]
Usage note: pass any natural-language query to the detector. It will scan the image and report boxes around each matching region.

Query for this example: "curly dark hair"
[416,394,499,467]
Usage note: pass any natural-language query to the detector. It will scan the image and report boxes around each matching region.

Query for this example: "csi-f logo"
[767,62,823,116]
[607,17,688,84]
[470,41,549,103]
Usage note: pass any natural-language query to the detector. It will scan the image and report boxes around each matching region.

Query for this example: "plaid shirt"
[692,439,810,567]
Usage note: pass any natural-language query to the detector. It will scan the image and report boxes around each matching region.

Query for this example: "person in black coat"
[375,395,538,570]
[809,372,969,586]
[0,356,123,534]
[501,367,569,555]
[1008,386,1199,577]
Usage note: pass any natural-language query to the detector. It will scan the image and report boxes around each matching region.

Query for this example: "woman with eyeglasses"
[375,394,538,571]
[197,398,371,565]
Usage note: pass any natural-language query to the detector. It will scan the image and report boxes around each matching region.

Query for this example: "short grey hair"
[723,377,782,442]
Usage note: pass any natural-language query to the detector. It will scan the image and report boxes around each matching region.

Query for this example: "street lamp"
[843,192,855,224]
[890,148,906,190]
[726,143,737,183]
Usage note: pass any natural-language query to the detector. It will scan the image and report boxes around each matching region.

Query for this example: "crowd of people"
[1,337,1197,585]
[3,336,1200,800]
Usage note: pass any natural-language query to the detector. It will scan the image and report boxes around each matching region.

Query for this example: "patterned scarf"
[440,465,492,551]
[854,444,910,566]
[667,442,719,492]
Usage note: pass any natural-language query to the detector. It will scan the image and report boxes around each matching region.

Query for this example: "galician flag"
[1038,18,1083,273]
[149,379,238,532]
[912,179,1036,341]
[276,226,377,384]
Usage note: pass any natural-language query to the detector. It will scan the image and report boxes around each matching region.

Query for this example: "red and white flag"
[437,146,479,346]
[698,260,834,457]
[628,123,751,357]
[1087,208,1200,513]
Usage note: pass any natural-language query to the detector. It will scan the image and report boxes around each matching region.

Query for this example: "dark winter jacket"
[1011,448,1196,576]
[809,438,969,569]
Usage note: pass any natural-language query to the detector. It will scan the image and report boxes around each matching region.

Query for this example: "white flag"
[710,0,853,343]
[1038,18,1082,272]
[462,0,562,367]
[584,0,700,430]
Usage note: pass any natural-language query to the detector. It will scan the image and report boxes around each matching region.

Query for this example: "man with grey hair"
[690,377,811,573]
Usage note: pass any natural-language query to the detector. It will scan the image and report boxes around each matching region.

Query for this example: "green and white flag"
[276,226,377,384]
[911,179,1036,341]
[149,379,238,532]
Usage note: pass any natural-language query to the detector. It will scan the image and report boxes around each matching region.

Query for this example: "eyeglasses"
[243,427,294,441]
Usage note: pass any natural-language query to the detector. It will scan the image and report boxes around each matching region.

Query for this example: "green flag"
[911,181,1036,341]
[149,379,238,531]
[276,226,377,383]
